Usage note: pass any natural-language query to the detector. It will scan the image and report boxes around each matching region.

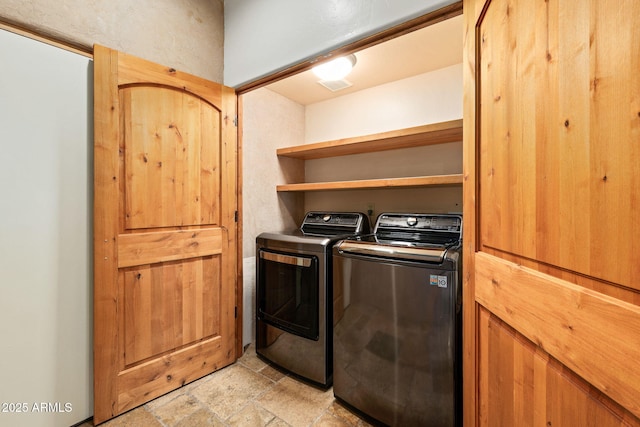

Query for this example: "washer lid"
[335,239,447,263]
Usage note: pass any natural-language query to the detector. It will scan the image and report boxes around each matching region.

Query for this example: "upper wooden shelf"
[276,119,463,160]
[276,174,463,192]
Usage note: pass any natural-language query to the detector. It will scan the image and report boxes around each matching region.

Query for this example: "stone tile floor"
[83,345,372,427]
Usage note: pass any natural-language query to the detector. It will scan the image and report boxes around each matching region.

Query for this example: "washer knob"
[407,217,418,226]
[323,214,332,222]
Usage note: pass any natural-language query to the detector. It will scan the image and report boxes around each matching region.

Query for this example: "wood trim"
[475,252,640,420]
[481,246,640,306]
[276,174,463,192]
[234,1,463,93]
[236,95,244,357]
[0,17,92,58]
[93,44,121,424]
[118,229,223,268]
[221,84,240,360]
[117,52,223,107]
[462,0,483,425]
[277,119,463,160]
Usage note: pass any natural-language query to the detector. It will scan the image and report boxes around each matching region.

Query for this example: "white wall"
[224,0,458,88]
[305,63,462,142]
[0,30,92,427]
[304,63,463,217]
[241,89,306,257]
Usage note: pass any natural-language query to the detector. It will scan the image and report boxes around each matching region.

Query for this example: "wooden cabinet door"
[93,45,237,424]
[463,1,640,425]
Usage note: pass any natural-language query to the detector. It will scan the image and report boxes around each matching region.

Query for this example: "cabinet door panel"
[477,0,640,289]
[478,308,635,427]
[463,0,640,425]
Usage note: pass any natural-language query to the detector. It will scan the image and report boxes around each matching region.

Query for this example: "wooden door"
[463,0,640,425]
[93,45,237,424]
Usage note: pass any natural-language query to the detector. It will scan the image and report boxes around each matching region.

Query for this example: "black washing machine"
[333,213,463,426]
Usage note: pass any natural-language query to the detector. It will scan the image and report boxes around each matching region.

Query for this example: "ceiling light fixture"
[312,54,357,81]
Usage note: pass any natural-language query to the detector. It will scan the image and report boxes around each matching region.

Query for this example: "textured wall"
[241,88,305,258]
[0,0,223,82]
[240,87,305,347]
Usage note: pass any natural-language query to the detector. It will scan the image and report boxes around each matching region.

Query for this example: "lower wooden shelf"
[276,174,463,192]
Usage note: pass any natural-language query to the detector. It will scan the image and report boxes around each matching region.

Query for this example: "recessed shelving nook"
[276,119,463,192]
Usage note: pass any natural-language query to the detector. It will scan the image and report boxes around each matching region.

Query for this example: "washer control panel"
[376,213,462,233]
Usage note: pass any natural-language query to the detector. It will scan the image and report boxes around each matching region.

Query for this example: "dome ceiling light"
[312,54,357,81]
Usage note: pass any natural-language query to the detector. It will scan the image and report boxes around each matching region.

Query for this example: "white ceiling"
[266,14,463,106]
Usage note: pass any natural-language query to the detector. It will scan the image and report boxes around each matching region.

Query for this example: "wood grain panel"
[199,100,221,225]
[118,229,222,268]
[478,308,640,427]
[478,0,640,291]
[122,86,220,229]
[116,51,222,107]
[478,0,538,259]
[123,256,221,366]
[117,336,226,414]
[587,0,640,288]
[475,252,640,419]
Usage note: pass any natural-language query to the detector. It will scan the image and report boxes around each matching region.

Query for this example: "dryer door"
[257,249,320,340]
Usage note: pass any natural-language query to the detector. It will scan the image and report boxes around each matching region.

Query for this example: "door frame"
[234,0,463,362]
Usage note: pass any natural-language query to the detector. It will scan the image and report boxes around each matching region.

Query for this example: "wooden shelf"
[277,119,463,160]
[276,119,463,193]
[276,174,463,192]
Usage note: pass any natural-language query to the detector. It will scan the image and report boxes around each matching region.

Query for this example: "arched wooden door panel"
[93,45,237,424]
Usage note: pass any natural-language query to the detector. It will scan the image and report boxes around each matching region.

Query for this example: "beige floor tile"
[327,401,363,426]
[312,412,353,427]
[258,364,287,382]
[238,347,270,372]
[100,406,161,427]
[190,363,275,420]
[144,388,186,411]
[88,359,368,427]
[148,393,203,426]
[226,402,276,426]
[173,408,225,427]
[264,417,292,427]
[257,377,334,426]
